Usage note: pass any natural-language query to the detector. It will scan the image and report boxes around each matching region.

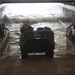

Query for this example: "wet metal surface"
[0,58,75,75]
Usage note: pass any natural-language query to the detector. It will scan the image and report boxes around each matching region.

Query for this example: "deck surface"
[0,56,75,75]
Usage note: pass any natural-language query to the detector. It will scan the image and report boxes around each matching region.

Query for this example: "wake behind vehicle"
[19,23,55,59]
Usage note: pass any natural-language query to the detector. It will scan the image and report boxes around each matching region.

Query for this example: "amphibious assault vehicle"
[19,24,55,59]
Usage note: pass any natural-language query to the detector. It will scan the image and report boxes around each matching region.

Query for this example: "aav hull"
[19,26,55,59]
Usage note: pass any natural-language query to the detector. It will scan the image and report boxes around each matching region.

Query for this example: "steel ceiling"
[1,0,74,3]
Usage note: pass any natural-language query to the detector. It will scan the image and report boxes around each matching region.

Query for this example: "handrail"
[0,30,10,56]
